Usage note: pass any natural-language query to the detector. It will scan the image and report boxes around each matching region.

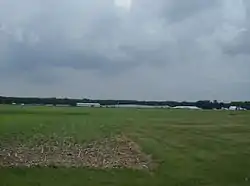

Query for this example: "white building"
[110,104,170,109]
[229,106,237,110]
[173,106,201,110]
[76,103,100,107]
[55,104,70,107]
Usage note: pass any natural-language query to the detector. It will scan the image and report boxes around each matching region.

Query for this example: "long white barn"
[173,106,201,110]
[76,103,100,107]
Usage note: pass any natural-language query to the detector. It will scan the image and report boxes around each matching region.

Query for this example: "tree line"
[0,96,250,110]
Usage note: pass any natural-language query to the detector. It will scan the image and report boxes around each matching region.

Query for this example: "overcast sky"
[0,0,250,101]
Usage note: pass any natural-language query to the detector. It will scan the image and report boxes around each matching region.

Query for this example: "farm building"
[229,106,246,111]
[107,104,170,109]
[117,104,154,108]
[229,106,237,110]
[173,106,201,110]
[76,103,101,107]
[55,104,70,107]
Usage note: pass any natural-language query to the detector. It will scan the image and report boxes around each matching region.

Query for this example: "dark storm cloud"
[131,0,219,23]
[223,0,250,56]
[224,30,250,55]
[0,0,250,100]
[162,0,219,22]
[0,0,119,70]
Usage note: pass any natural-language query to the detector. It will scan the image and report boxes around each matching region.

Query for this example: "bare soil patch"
[0,134,153,170]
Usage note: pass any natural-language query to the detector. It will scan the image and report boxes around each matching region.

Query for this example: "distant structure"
[76,103,101,107]
[55,104,70,107]
[105,104,170,109]
[173,106,201,110]
[45,104,54,107]
[229,106,237,111]
[116,104,156,108]
[229,106,246,111]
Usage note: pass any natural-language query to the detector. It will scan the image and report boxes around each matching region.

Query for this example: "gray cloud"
[162,0,219,22]
[223,0,250,55]
[0,0,250,101]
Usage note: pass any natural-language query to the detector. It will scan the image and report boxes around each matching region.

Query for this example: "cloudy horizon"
[0,0,250,101]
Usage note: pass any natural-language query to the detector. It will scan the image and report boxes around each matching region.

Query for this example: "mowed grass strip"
[0,105,250,186]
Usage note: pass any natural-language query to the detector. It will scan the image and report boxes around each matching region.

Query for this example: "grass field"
[0,105,250,186]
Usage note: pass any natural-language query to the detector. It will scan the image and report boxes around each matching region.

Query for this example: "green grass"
[0,104,250,186]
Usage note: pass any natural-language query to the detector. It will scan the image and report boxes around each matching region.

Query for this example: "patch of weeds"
[0,134,154,170]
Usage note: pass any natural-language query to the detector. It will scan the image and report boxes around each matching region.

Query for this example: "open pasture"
[0,105,250,186]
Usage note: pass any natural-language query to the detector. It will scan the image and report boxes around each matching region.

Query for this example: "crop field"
[0,105,250,186]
